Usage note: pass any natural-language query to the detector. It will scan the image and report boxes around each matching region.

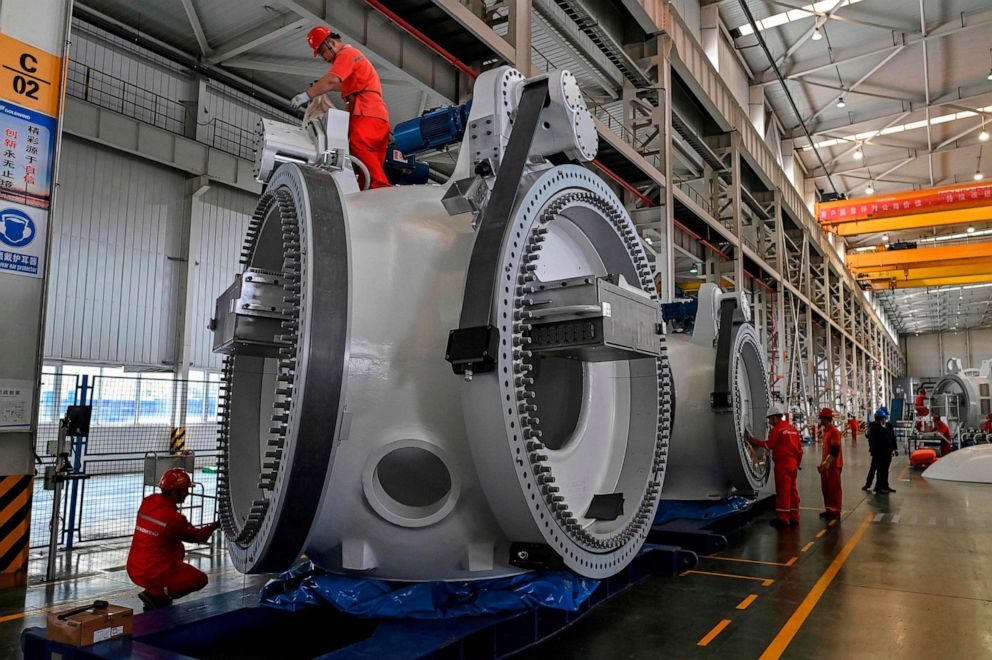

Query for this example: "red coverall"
[981,414,992,434]
[914,389,928,417]
[934,418,953,456]
[847,417,860,441]
[126,493,216,600]
[330,44,391,189]
[820,424,843,516]
[753,420,803,524]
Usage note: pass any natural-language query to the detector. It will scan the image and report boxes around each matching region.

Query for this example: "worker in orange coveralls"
[932,415,953,456]
[846,415,860,443]
[127,468,220,611]
[914,387,928,417]
[746,403,803,528]
[291,26,392,189]
[817,408,843,520]
[982,412,992,433]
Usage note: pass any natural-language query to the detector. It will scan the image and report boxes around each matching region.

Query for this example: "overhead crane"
[816,181,992,237]
[846,242,992,289]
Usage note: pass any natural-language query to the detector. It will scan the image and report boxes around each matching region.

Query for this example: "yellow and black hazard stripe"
[170,427,187,455]
[0,474,32,586]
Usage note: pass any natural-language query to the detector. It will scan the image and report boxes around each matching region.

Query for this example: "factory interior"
[1,0,992,657]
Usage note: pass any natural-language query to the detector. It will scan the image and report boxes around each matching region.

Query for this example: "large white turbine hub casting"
[931,359,992,429]
[662,284,771,500]
[211,68,673,581]
[922,444,992,484]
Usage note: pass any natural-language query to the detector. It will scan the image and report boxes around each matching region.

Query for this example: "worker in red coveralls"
[291,26,392,189]
[914,387,928,417]
[746,403,803,528]
[846,415,860,443]
[932,415,953,456]
[982,412,992,434]
[817,408,843,520]
[127,468,220,611]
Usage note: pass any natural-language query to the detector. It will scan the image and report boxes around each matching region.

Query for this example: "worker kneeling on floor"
[126,468,220,611]
[746,404,803,528]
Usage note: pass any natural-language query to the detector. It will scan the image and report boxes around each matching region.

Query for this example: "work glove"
[291,91,311,109]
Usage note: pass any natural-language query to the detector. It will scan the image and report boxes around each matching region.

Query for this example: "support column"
[172,176,211,428]
[655,37,675,302]
[730,133,744,288]
[0,0,72,588]
[507,0,532,76]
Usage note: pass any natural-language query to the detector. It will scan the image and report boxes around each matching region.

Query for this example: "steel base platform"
[21,544,697,660]
[649,493,775,554]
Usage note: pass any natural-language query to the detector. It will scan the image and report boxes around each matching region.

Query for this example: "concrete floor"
[3,437,991,658]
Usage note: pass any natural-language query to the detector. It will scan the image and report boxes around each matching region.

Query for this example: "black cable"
[736,0,838,196]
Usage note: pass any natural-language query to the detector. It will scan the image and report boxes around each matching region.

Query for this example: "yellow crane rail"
[828,206,992,237]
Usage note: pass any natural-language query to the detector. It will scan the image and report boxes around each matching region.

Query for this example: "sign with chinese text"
[817,181,992,224]
[0,32,61,279]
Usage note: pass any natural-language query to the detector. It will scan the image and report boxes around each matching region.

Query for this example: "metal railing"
[66,61,187,136]
[65,60,257,163]
[31,373,219,550]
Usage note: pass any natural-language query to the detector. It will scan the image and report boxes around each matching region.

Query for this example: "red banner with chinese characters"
[817,181,992,224]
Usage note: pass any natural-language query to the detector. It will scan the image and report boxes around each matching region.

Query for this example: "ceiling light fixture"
[812,27,823,40]
[853,146,863,160]
[976,172,984,181]
[882,233,889,243]
[968,226,976,233]
[988,48,992,80]
[865,183,874,195]
[836,97,847,109]
[689,265,699,274]
[981,115,990,142]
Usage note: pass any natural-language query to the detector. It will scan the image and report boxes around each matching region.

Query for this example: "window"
[137,372,174,425]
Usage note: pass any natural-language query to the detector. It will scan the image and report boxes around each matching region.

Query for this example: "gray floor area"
[3,439,991,658]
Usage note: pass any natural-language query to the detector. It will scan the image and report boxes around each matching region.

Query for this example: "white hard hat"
[766,403,785,418]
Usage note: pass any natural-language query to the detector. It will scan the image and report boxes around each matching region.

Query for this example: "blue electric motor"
[392,103,471,157]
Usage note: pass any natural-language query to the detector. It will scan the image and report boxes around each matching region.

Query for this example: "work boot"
[873,489,889,494]
[769,518,790,528]
[138,590,172,612]
[861,485,871,491]
[882,488,896,493]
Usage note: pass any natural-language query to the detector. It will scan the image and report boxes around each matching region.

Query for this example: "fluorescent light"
[812,27,823,40]
[736,0,864,36]
[800,104,992,151]
[836,97,847,109]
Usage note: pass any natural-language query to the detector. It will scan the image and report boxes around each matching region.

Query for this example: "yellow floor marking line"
[736,594,759,610]
[800,541,815,553]
[702,555,795,567]
[815,529,827,538]
[698,619,732,646]
[758,513,874,660]
[681,570,774,587]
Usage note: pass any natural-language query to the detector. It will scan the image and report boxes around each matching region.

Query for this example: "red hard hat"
[159,467,192,491]
[307,26,333,56]
[818,407,835,419]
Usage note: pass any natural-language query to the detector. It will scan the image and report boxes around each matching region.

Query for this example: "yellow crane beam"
[846,241,992,272]
[831,206,992,237]
[860,262,992,282]
[864,273,992,289]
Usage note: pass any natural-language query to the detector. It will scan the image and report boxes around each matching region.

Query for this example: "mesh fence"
[30,373,220,548]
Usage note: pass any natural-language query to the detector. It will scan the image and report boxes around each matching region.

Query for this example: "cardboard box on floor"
[47,601,133,647]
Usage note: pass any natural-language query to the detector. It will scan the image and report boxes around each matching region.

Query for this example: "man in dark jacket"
[863,407,898,494]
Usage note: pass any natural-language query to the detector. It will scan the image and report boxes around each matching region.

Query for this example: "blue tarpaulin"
[653,496,755,525]
[259,561,600,619]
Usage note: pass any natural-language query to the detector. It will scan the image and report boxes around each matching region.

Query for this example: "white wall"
[188,185,257,370]
[904,328,992,379]
[44,138,186,368]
